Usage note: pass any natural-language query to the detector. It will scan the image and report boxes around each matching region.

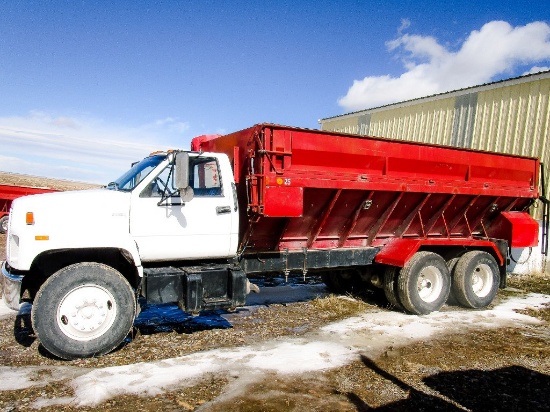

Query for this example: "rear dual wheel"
[451,251,499,309]
[384,252,450,315]
[397,252,451,315]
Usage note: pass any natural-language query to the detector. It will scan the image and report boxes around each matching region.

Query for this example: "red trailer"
[0,184,58,234]
[193,124,543,315]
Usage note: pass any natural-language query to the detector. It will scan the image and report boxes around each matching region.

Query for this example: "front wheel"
[32,262,136,360]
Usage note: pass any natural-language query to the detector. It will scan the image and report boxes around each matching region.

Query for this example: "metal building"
[320,71,550,272]
[320,70,549,192]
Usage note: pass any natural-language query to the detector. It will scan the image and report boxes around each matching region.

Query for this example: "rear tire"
[397,252,450,315]
[32,262,136,360]
[445,257,460,305]
[383,266,403,310]
[452,251,500,309]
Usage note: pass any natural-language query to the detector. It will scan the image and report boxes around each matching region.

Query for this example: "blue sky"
[1,1,549,183]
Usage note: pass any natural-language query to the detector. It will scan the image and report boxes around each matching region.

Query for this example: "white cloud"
[152,117,190,134]
[397,18,411,35]
[339,20,550,111]
[0,112,192,183]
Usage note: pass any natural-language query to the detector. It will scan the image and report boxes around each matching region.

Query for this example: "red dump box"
[193,123,539,257]
[0,184,58,234]
[193,124,541,314]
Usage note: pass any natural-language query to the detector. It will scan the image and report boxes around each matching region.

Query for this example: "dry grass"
[0,171,99,191]
[508,272,550,294]
[309,294,373,319]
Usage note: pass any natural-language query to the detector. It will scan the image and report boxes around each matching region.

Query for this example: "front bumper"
[1,261,24,311]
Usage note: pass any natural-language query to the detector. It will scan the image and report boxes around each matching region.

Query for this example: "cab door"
[130,156,234,262]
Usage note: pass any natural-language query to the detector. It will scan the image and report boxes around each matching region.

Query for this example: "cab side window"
[190,158,222,196]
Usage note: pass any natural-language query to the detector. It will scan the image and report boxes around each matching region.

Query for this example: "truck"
[1,124,546,360]
[0,184,58,234]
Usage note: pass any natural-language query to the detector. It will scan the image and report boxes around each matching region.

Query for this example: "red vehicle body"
[0,184,58,234]
[193,124,542,314]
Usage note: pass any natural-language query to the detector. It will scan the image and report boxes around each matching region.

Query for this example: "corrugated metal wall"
[321,73,550,218]
[368,98,456,146]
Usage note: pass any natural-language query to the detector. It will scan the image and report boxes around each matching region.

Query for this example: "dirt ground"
[0,173,549,411]
[1,241,549,412]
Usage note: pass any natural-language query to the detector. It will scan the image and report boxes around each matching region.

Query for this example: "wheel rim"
[57,284,117,341]
[417,266,443,303]
[1,218,7,232]
[471,264,493,297]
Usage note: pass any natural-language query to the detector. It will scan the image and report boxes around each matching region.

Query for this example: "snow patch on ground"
[0,365,88,391]
[0,301,16,319]
[323,293,548,339]
[0,288,548,408]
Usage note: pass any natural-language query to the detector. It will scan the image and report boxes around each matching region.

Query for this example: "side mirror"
[175,152,194,202]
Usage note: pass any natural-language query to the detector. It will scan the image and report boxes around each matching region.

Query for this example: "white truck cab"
[6,151,239,273]
[1,150,246,359]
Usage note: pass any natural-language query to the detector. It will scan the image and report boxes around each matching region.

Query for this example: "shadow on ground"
[350,356,550,411]
[133,302,232,335]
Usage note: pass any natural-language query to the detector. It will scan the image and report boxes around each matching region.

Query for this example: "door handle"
[216,206,232,215]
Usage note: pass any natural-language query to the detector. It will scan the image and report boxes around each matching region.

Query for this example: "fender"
[374,238,506,267]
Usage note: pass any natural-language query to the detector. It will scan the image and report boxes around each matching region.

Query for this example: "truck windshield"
[107,154,167,192]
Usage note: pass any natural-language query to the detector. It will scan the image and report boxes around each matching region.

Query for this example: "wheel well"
[24,248,140,297]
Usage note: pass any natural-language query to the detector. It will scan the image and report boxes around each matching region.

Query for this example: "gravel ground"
[0,265,548,411]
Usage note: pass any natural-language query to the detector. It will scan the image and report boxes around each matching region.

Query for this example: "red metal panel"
[373,238,422,267]
[263,186,303,217]
[486,212,539,248]
[233,146,241,184]
[0,184,57,200]
[1,199,9,214]
[191,124,539,255]
[190,134,221,151]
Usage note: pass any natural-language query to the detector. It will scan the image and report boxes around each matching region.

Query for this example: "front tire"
[397,252,451,315]
[32,262,136,360]
[452,251,500,309]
